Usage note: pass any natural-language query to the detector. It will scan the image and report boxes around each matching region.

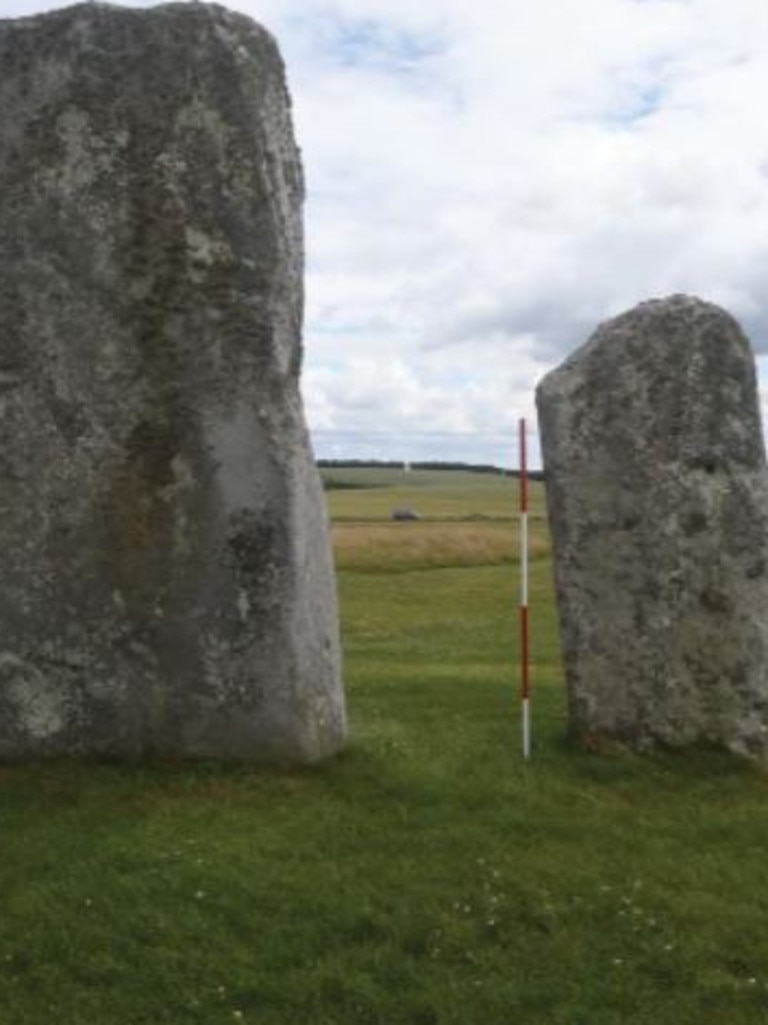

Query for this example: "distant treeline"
[317,459,544,481]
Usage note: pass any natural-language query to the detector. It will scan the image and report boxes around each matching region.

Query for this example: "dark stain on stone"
[44,382,89,444]
[699,586,731,615]
[98,436,176,612]
[226,511,282,585]
[746,559,765,580]
[125,419,177,488]
[681,509,708,537]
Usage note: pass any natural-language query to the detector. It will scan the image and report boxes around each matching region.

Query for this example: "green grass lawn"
[2,469,768,1023]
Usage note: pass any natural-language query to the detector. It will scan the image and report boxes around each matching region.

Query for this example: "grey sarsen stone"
[0,2,345,762]
[537,295,768,758]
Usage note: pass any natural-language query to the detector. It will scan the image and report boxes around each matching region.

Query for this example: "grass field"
[2,468,768,1023]
[327,468,549,572]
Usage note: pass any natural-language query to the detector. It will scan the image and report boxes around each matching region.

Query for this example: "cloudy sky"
[6,0,768,466]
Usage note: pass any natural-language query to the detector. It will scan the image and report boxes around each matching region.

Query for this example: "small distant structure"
[403,461,411,473]
[392,508,420,521]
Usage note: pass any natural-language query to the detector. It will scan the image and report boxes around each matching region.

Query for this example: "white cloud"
[5,0,768,464]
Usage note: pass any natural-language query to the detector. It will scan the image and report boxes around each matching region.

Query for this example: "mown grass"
[2,469,768,1023]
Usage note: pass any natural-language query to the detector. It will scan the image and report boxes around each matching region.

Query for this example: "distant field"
[321,466,546,523]
[322,466,548,571]
[2,469,768,1024]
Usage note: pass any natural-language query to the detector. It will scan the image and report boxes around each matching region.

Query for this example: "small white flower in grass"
[612,959,623,966]
[233,1011,244,1019]
[749,978,757,985]
[195,891,205,900]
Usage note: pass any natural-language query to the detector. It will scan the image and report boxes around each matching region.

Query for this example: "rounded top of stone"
[536,293,764,473]
[2,1,258,26]
[539,293,752,394]
[597,292,740,333]
[0,1,279,56]
[0,1,288,116]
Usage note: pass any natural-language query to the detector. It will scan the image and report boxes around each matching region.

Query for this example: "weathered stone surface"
[536,295,768,758]
[0,3,345,762]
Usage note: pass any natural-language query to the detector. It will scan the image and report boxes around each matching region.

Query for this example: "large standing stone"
[536,295,768,758]
[0,3,345,762]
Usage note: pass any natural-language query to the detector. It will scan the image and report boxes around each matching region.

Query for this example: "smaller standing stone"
[536,295,768,758]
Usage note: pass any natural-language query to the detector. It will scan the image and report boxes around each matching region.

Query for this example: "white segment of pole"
[519,417,531,760]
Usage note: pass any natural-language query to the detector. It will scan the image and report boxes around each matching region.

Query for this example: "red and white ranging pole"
[519,418,531,760]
